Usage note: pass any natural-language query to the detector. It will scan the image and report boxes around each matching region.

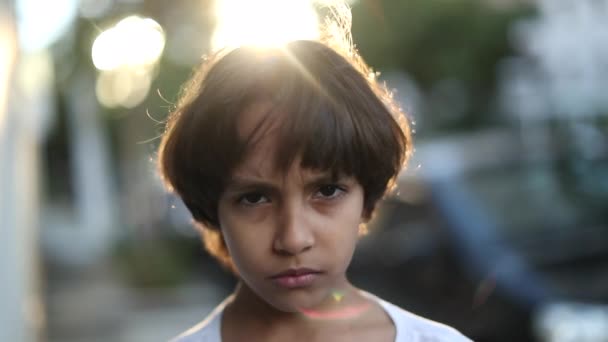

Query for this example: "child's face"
[217,102,365,313]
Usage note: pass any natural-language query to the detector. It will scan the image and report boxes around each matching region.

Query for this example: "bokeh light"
[91,16,165,108]
[212,0,320,50]
[92,16,165,71]
[95,69,152,109]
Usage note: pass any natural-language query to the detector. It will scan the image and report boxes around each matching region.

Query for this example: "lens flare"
[298,289,372,320]
[92,16,165,71]
[332,290,344,302]
[212,0,320,51]
[299,301,371,320]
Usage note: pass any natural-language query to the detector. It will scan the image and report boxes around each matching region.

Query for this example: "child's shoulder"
[366,292,472,342]
[170,297,231,342]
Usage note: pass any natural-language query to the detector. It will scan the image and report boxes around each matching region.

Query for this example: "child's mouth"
[270,268,322,289]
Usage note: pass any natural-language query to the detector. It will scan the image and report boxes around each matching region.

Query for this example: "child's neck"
[221,281,395,342]
[227,281,370,327]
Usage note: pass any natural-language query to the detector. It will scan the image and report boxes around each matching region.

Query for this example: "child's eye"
[314,184,345,199]
[238,192,269,205]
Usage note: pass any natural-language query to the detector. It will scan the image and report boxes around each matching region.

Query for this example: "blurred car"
[349,128,608,342]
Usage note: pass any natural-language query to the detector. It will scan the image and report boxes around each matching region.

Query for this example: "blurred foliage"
[352,0,536,132]
[113,234,201,288]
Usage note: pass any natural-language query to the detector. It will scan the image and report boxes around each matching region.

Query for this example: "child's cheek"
[233,204,272,225]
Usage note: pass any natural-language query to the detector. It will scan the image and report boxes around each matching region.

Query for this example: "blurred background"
[1,0,607,341]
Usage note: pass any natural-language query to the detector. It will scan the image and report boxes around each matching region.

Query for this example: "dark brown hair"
[158,40,412,271]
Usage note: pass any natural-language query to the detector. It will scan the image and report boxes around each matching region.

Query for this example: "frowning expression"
[217,103,366,313]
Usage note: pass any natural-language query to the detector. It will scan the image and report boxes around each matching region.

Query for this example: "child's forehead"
[230,136,312,183]
[229,159,334,185]
[225,147,349,196]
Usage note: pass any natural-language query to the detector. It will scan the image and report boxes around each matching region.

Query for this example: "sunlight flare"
[212,0,320,51]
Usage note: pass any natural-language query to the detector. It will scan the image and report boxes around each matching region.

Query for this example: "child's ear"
[362,211,371,222]
[361,204,375,222]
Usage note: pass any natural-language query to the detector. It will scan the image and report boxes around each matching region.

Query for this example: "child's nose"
[272,203,315,256]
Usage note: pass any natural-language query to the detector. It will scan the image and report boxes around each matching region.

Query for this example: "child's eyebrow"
[224,177,276,193]
[225,173,344,192]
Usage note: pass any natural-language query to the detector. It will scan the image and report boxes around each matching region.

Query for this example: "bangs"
[237,43,368,180]
[244,80,359,180]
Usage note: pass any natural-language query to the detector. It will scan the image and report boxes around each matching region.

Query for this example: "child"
[158,10,471,342]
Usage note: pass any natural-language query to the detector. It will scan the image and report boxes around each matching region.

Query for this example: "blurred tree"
[352,0,535,133]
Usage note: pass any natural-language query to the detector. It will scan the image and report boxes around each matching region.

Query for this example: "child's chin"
[263,290,325,314]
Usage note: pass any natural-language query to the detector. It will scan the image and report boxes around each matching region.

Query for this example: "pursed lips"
[269,267,323,289]
[270,267,322,278]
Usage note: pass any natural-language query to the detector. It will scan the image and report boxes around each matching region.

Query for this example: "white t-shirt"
[172,293,472,342]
